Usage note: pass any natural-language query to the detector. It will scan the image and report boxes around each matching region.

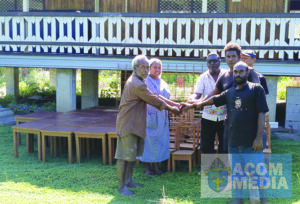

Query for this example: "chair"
[171,121,201,173]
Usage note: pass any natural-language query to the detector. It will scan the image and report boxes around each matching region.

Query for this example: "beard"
[234,75,247,85]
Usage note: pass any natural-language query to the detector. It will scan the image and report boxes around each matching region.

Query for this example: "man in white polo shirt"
[189,53,226,153]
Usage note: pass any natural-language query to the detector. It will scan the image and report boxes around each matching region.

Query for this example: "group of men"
[115,42,269,204]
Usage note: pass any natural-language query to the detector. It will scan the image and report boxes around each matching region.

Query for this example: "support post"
[23,0,29,12]
[95,0,99,12]
[81,69,99,109]
[49,69,56,87]
[5,68,19,96]
[202,0,207,13]
[56,69,76,112]
[265,76,278,122]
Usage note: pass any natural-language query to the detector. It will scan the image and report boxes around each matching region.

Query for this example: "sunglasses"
[207,59,219,64]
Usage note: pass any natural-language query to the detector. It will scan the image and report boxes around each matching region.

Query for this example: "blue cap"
[242,50,256,58]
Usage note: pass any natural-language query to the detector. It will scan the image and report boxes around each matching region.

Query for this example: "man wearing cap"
[241,50,269,95]
[241,50,269,150]
[188,53,226,153]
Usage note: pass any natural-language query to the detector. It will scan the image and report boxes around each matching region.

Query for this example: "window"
[159,0,227,13]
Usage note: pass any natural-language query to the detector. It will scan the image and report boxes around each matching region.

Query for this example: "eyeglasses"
[207,59,219,64]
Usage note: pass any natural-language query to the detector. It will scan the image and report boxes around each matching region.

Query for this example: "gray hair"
[132,55,149,69]
[149,58,162,67]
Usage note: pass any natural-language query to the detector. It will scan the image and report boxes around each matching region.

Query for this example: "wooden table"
[15,111,61,145]
[12,120,54,160]
[15,111,60,124]
[41,125,79,164]
[74,126,116,165]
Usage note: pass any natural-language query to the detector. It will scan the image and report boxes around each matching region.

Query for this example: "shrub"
[0,95,16,107]
[277,77,295,100]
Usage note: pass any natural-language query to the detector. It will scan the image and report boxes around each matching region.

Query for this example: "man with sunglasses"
[188,53,226,153]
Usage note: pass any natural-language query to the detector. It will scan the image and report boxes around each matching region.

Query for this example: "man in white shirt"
[189,53,226,153]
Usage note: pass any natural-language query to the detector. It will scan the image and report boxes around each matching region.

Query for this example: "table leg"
[68,135,72,164]
[42,134,46,162]
[26,134,30,153]
[86,138,90,158]
[30,134,34,153]
[53,137,57,158]
[13,130,18,158]
[102,137,107,165]
[108,136,112,165]
[76,136,80,164]
[50,137,53,156]
[38,133,42,160]
[16,121,20,146]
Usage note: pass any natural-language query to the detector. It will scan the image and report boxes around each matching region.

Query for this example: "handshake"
[166,100,202,115]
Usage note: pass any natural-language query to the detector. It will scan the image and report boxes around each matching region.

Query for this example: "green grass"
[0,125,299,203]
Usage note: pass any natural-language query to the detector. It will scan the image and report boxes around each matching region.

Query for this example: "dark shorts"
[114,134,144,162]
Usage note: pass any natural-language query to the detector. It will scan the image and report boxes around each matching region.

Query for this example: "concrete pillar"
[285,87,300,129]
[56,69,76,112]
[49,69,56,87]
[81,70,99,109]
[5,68,19,96]
[265,76,278,122]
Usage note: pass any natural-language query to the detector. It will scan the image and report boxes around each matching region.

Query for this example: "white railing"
[1,12,300,60]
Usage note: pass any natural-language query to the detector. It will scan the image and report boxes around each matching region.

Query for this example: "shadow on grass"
[0,125,299,203]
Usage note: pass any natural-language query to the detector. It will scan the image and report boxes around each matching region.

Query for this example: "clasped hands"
[168,98,203,115]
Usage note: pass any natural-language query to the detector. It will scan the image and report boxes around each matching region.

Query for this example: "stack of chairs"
[168,108,202,173]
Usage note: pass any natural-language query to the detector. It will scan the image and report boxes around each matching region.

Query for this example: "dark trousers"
[200,118,224,153]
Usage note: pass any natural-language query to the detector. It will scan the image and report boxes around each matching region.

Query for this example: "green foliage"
[39,101,56,112]
[18,69,55,99]
[277,77,295,100]
[0,95,16,107]
[0,67,5,87]
[99,71,121,98]
[6,101,56,114]
[8,103,38,114]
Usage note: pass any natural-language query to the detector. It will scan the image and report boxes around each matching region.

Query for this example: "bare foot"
[118,186,135,196]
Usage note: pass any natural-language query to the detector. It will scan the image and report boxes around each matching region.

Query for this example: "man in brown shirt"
[115,55,181,196]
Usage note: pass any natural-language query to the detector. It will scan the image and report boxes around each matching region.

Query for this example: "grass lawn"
[0,125,299,204]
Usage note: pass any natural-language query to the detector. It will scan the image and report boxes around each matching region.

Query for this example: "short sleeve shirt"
[215,69,260,92]
[195,69,227,121]
[213,82,269,147]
